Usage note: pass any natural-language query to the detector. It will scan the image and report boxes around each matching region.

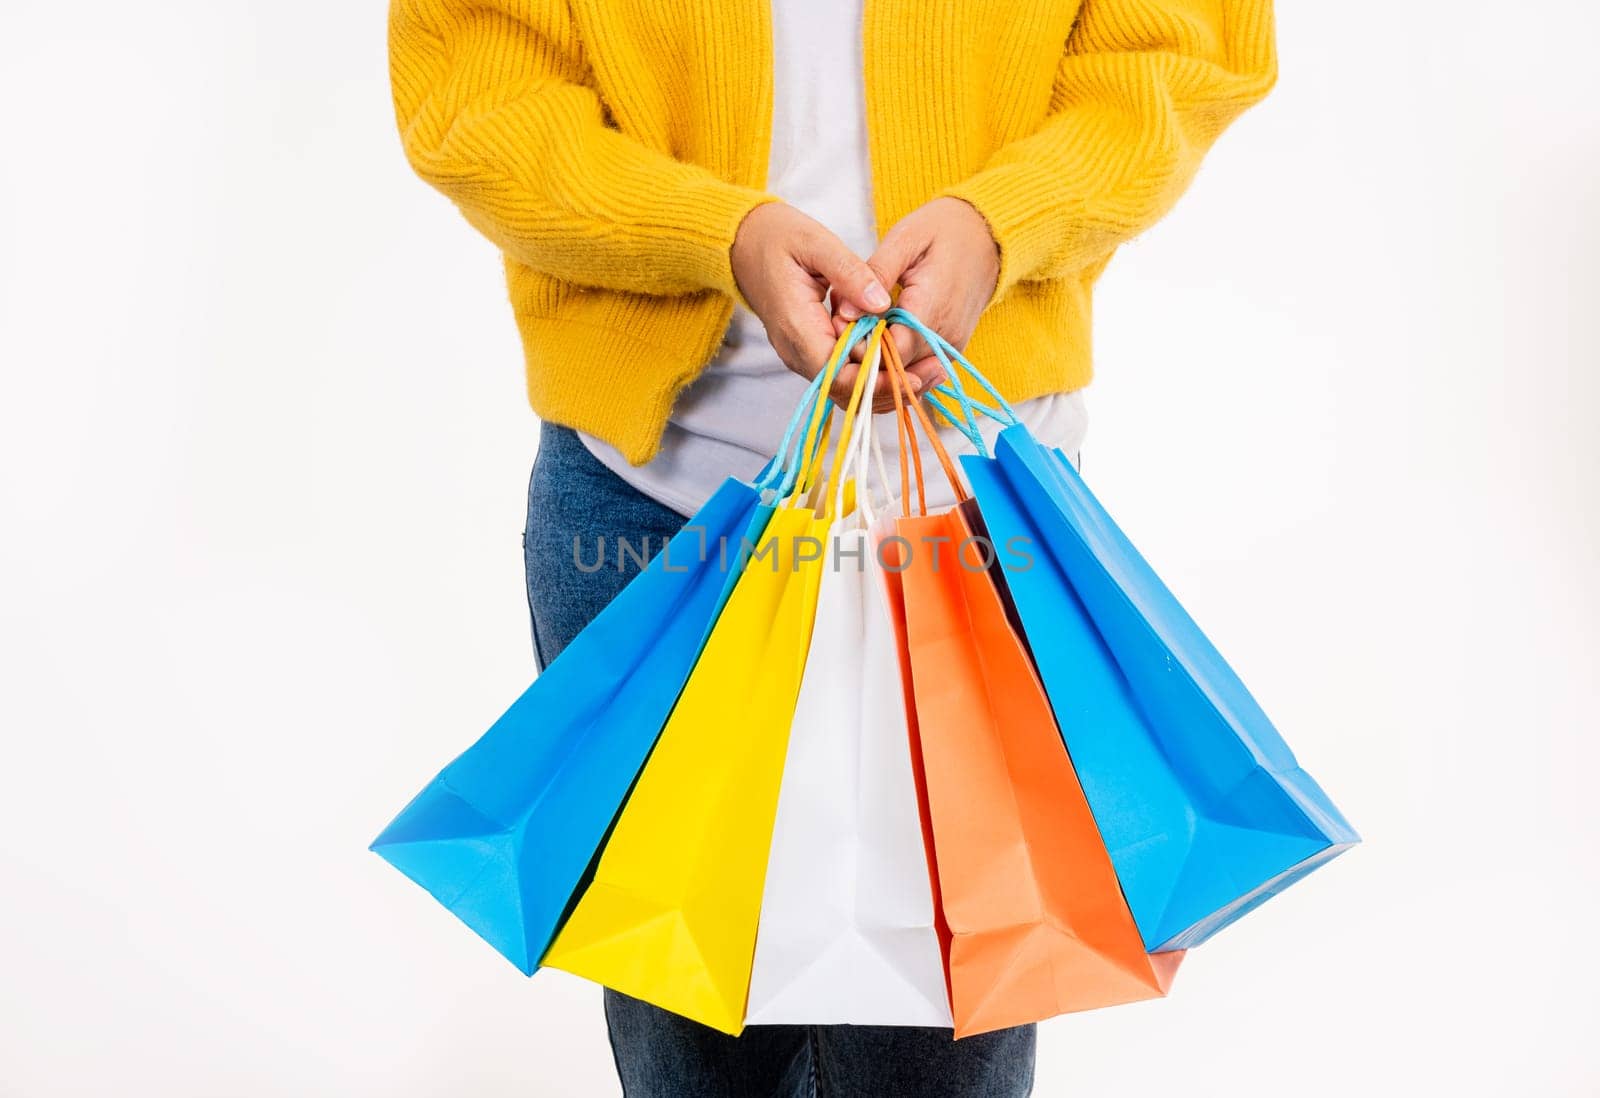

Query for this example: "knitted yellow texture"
[390,0,1275,464]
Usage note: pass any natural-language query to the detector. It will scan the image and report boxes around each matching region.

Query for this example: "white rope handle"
[831,330,887,524]
[851,341,908,531]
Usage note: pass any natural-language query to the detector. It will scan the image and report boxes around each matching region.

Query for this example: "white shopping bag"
[744,342,952,1027]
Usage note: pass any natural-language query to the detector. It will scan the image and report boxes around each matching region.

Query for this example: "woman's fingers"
[799,229,892,318]
[790,312,848,385]
[734,203,897,386]
[900,354,946,395]
[890,324,925,374]
[868,368,921,413]
[731,199,976,412]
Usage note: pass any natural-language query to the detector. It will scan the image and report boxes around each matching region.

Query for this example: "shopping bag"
[541,322,882,1035]
[900,309,1359,952]
[369,477,768,973]
[368,344,845,974]
[989,428,1358,950]
[881,336,1179,1038]
[744,336,951,1028]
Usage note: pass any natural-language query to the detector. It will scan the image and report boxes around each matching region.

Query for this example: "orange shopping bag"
[878,337,1181,1038]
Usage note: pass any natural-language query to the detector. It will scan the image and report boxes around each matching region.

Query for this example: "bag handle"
[881,332,970,512]
[757,363,827,496]
[760,317,879,498]
[884,326,925,517]
[788,320,884,517]
[814,321,885,520]
[829,325,928,529]
[883,307,1021,456]
[757,308,1000,515]
[831,325,899,524]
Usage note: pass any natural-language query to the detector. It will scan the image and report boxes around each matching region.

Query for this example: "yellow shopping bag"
[541,324,884,1034]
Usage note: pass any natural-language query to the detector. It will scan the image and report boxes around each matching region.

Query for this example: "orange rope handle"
[885,332,923,516]
[881,334,969,507]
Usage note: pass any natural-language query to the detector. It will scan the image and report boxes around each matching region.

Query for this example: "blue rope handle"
[757,316,879,496]
[921,388,982,442]
[880,308,982,446]
[758,372,828,494]
[759,310,1004,486]
[882,307,1020,458]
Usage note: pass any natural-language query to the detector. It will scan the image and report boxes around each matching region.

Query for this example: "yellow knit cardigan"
[389,0,1276,464]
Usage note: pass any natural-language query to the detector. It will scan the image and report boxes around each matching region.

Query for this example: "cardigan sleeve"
[940,0,1277,299]
[389,0,775,298]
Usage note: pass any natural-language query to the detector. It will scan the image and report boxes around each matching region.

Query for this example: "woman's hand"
[840,197,1001,384]
[733,202,918,410]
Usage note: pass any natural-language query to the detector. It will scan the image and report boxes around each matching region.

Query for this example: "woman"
[387,0,1274,1093]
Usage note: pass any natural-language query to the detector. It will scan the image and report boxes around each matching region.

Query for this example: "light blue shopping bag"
[371,321,876,973]
[893,307,1358,952]
[371,477,769,972]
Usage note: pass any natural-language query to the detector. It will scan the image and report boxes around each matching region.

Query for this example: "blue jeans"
[524,424,1036,1097]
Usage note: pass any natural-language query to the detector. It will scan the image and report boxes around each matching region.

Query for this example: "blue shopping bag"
[370,322,874,974]
[891,307,1358,953]
[371,480,770,972]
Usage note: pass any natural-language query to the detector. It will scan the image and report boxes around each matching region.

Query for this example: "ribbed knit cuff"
[674,184,780,306]
[940,165,1094,302]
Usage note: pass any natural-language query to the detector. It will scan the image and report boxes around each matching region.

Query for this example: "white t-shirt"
[580,0,1086,517]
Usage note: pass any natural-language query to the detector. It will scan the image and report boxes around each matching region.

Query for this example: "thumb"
[866,221,924,294]
[797,229,892,319]
[858,220,927,335]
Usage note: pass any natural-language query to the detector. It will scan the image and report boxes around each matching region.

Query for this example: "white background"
[2,1,1597,1094]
